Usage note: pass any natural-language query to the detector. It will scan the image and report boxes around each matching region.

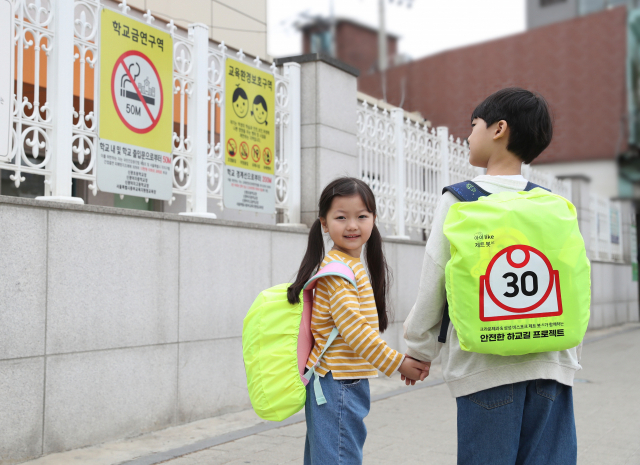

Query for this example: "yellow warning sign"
[98,9,173,200]
[224,58,275,174]
[99,9,173,151]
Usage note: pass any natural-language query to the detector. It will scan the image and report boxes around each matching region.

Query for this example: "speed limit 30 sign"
[480,245,562,321]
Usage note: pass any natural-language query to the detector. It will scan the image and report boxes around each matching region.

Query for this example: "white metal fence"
[4,0,300,221]
[356,95,574,239]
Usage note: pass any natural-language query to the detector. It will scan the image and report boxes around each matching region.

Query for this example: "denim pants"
[456,379,577,465]
[304,371,370,465]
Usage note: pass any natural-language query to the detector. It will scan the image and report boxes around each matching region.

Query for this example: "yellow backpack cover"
[442,181,590,356]
[242,261,356,421]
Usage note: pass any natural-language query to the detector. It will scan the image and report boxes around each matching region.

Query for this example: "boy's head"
[468,88,553,166]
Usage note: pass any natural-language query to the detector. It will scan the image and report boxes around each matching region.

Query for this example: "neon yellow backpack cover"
[443,183,590,356]
[242,261,356,421]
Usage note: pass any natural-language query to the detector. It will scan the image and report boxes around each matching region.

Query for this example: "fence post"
[438,126,450,192]
[36,0,83,204]
[180,23,217,218]
[390,109,408,239]
[282,62,302,225]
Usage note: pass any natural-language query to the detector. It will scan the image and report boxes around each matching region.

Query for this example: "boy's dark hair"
[471,88,553,164]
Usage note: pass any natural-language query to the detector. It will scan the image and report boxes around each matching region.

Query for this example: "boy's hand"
[398,357,431,385]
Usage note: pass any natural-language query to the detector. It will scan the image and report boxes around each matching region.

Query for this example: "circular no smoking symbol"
[227,138,237,157]
[251,144,261,163]
[263,147,272,165]
[240,142,249,160]
[111,50,163,134]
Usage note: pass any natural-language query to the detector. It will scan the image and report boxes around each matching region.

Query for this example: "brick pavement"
[155,324,640,465]
[22,324,640,465]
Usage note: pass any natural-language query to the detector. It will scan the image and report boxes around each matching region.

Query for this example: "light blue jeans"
[456,379,577,465]
[304,371,370,465]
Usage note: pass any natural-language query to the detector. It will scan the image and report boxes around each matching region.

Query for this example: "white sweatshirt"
[403,175,582,398]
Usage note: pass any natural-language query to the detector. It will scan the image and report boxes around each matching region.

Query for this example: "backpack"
[242,261,357,421]
[438,180,591,356]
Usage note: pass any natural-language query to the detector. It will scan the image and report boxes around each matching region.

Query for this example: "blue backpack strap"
[439,181,488,344]
[524,181,551,192]
[302,260,357,406]
[438,179,550,344]
[442,181,491,202]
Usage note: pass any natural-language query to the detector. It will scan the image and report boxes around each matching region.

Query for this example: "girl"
[287,177,429,465]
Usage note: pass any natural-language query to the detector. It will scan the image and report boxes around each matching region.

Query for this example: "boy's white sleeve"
[403,193,457,362]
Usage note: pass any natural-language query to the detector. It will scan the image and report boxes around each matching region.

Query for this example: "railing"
[356,94,573,240]
[4,0,300,222]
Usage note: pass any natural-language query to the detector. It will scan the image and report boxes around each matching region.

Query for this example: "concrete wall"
[1,191,638,463]
[282,54,360,226]
[533,159,619,199]
[590,261,639,328]
[0,196,425,464]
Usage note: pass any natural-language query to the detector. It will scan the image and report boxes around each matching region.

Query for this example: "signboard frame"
[97,7,174,201]
[0,0,14,160]
[222,57,277,214]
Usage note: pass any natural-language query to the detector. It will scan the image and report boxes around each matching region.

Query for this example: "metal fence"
[356,94,574,240]
[4,0,300,221]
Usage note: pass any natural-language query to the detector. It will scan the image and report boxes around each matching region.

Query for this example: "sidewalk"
[21,323,640,465]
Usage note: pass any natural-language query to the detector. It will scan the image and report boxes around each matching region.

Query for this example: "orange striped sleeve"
[324,275,403,377]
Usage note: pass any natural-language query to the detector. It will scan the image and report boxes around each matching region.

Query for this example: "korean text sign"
[224,59,275,175]
[223,58,276,213]
[98,9,173,200]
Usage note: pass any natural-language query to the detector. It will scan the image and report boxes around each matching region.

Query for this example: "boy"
[403,88,581,464]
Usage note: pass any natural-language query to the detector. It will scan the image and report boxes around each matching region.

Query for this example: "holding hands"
[398,356,431,386]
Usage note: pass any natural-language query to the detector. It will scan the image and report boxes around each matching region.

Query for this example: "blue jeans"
[456,380,577,465]
[304,371,370,465]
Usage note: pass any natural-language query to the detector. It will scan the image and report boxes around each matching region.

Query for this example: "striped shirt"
[306,249,404,379]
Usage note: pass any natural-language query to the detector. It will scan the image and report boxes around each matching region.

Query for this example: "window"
[540,0,567,6]
[310,31,332,55]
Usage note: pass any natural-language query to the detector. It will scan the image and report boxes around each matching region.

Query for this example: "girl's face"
[320,194,375,258]
[233,95,249,118]
[252,102,267,124]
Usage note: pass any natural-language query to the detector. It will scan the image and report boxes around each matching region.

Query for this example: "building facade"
[127,0,268,60]
[300,18,400,76]
[527,0,635,29]
[358,7,629,199]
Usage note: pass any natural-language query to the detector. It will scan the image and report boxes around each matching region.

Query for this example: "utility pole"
[378,0,388,72]
[330,0,336,57]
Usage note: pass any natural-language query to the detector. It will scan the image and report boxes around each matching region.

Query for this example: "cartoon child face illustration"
[232,87,249,118]
[252,95,268,125]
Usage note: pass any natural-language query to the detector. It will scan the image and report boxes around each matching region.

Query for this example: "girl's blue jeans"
[304,371,370,465]
[456,379,577,465]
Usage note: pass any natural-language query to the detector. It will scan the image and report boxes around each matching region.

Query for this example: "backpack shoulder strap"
[303,260,357,292]
[442,181,491,202]
[301,260,357,406]
[438,179,551,344]
[524,181,551,192]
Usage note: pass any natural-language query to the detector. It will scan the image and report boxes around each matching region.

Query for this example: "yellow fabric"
[306,249,403,379]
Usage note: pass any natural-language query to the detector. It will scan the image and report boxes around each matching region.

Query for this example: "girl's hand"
[398,357,431,385]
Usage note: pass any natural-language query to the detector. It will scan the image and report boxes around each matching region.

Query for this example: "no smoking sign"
[479,245,563,321]
[98,9,173,201]
[111,50,163,134]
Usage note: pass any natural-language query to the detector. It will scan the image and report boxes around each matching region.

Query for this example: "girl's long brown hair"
[286,177,392,332]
